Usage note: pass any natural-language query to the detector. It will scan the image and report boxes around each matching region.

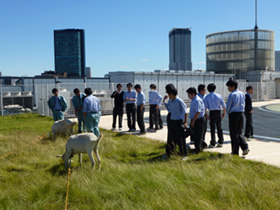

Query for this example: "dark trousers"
[165,113,174,155]
[167,119,187,156]
[126,104,136,130]
[137,106,145,133]
[149,105,159,129]
[191,116,207,149]
[244,112,253,138]
[192,117,205,153]
[229,112,248,155]
[209,110,224,145]
[203,117,207,141]
[112,107,123,128]
[158,109,163,128]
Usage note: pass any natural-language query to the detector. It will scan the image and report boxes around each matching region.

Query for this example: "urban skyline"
[1,0,280,77]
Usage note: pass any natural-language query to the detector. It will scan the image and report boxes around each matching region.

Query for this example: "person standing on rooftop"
[226,80,249,156]
[83,87,101,137]
[244,86,254,141]
[134,84,146,135]
[123,83,137,132]
[148,84,163,132]
[72,88,86,133]
[204,83,226,148]
[187,87,205,154]
[163,85,188,159]
[47,88,67,121]
[197,84,208,149]
[111,83,124,131]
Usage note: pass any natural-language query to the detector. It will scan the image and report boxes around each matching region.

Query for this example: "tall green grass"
[1,114,280,209]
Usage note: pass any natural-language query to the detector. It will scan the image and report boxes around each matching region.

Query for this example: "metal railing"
[0,81,279,116]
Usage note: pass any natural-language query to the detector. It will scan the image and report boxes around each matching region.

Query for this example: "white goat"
[51,119,77,139]
[57,133,102,169]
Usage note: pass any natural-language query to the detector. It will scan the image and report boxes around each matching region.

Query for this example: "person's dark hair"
[226,80,238,89]
[166,86,178,96]
[197,84,206,93]
[127,83,133,88]
[73,88,80,94]
[150,84,156,89]
[246,85,253,91]
[116,83,122,88]
[207,83,216,92]
[84,87,93,95]
[165,83,175,90]
[186,87,197,95]
[134,84,141,89]
[52,88,58,94]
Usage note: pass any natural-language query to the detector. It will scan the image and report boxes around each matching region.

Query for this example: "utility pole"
[254,0,258,71]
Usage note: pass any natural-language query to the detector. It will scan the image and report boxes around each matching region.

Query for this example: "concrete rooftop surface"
[99,99,280,168]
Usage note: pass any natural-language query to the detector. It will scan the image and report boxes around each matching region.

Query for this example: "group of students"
[47,79,254,157]
[111,83,164,135]
[47,87,101,137]
[165,80,253,158]
[111,79,254,158]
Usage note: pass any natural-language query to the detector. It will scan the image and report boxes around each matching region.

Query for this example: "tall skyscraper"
[54,29,85,77]
[275,51,280,72]
[169,28,192,71]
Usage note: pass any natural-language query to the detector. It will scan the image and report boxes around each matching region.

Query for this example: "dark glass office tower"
[54,29,85,77]
[169,28,192,71]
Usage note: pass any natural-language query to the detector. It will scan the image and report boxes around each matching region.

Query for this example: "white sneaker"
[208,144,215,148]
[111,128,116,131]
[242,149,250,156]
[119,128,122,131]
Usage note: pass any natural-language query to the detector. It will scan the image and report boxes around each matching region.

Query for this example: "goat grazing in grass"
[57,133,102,169]
[51,119,77,139]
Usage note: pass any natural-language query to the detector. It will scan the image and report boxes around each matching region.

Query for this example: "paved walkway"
[99,99,280,167]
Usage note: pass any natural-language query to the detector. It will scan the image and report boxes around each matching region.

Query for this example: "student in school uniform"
[244,86,254,141]
[134,84,146,135]
[148,84,163,132]
[197,84,208,149]
[123,83,137,132]
[163,86,188,159]
[162,84,175,158]
[204,83,226,148]
[226,80,249,156]
[186,87,205,154]
[111,83,124,131]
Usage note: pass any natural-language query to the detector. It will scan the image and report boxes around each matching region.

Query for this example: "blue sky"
[0,0,279,77]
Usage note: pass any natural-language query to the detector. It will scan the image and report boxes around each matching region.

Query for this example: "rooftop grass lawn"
[1,114,280,209]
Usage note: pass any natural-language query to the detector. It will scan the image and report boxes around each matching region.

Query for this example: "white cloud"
[141,58,150,62]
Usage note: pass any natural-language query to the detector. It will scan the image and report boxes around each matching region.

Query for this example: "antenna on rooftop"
[254,0,258,29]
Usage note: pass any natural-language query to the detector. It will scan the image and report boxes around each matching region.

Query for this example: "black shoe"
[159,126,163,129]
